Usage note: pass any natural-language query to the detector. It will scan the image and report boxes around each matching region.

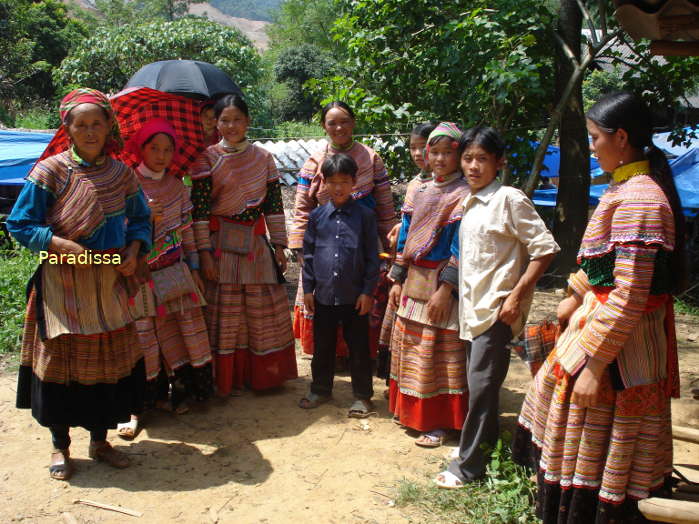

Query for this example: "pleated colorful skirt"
[206,281,297,394]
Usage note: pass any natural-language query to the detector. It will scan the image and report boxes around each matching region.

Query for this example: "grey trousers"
[448,320,512,481]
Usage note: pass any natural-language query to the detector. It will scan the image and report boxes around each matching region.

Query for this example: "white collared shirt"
[457,180,560,341]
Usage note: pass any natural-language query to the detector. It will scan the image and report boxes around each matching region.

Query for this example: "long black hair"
[214,94,249,119]
[320,101,355,124]
[587,91,687,293]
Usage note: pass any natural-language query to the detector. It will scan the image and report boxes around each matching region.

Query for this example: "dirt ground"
[0,281,697,524]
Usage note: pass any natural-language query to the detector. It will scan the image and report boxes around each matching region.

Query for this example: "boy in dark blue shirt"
[298,153,379,417]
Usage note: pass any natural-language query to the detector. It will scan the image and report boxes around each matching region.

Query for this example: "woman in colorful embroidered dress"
[191,94,297,395]
[117,119,213,439]
[385,123,469,448]
[512,92,686,523]
[6,88,152,480]
[290,101,398,357]
[377,122,436,389]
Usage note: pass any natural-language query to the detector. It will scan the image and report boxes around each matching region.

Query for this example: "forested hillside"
[209,0,282,21]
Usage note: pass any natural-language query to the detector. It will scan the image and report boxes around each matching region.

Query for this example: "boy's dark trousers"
[310,301,373,400]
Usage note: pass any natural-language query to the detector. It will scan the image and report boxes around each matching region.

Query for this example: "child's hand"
[274,245,287,273]
[388,283,402,309]
[556,294,582,331]
[116,241,141,276]
[386,223,401,249]
[200,251,217,281]
[426,284,453,324]
[303,293,315,314]
[355,293,373,316]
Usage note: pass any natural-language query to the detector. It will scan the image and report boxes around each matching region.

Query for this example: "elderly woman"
[513,91,686,522]
[7,88,152,480]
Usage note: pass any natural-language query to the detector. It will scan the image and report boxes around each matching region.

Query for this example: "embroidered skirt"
[17,289,145,429]
[388,314,468,432]
[513,294,673,523]
[206,281,297,393]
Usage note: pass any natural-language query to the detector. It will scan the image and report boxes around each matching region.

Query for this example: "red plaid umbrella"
[38,87,206,178]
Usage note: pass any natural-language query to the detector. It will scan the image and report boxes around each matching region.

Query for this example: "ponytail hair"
[587,91,687,293]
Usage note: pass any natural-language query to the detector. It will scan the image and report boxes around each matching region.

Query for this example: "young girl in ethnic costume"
[378,122,436,387]
[513,92,685,522]
[386,123,469,447]
[290,101,397,358]
[7,88,152,479]
[191,95,297,395]
[117,119,213,439]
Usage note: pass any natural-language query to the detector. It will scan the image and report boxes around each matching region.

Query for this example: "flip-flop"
[116,418,139,440]
[415,430,446,448]
[298,392,331,409]
[347,399,377,418]
[433,470,465,490]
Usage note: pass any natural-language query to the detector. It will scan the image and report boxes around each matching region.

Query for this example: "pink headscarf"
[125,118,180,164]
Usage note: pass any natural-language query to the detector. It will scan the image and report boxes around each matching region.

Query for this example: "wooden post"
[638,498,699,524]
[650,41,699,56]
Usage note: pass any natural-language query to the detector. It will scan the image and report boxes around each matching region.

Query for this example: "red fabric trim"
[388,379,468,432]
[214,344,298,394]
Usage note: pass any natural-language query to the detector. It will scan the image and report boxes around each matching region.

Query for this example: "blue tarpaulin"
[534,147,699,217]
[0,130,53,185]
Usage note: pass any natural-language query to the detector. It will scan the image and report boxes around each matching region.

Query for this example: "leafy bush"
[53,17,265,118]
[0,244,36,354]
[396,437,538,523]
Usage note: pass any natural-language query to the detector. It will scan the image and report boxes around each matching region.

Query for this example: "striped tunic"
[7,150,151,429]
[514,164,678,519]
[559,173,676,388]
[134,169,211,381]
[289,141,397,250]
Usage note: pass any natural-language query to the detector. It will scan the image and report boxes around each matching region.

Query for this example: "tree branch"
[523,29,621,196]
[576,0,597,45]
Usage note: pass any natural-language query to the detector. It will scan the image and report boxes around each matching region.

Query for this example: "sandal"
[117,417,139,440]
[415,429,446,448]
[298,392,331,409]
[88,441,131,469]
[347,399,376,419]
[155,400,189,415]
[49,449,73,481]
[433,470,465,489]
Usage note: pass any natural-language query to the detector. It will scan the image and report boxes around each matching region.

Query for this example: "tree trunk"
[551,0,590,276]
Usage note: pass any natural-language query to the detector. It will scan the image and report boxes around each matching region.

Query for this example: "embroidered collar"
[219,138,250,154]
[433,171,461,187]
[417,169,432,182]
[612,160,650,183]
[329,140,354,152]
[137,162,165,181]
[70,146,105,167]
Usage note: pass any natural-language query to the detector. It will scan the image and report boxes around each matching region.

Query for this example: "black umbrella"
[124,60,243,100]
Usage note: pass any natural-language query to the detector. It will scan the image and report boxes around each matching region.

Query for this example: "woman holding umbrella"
[6,88,152,480]
[190,94,298,394]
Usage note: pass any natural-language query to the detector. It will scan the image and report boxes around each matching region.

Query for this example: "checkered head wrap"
[59,88,123,154]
